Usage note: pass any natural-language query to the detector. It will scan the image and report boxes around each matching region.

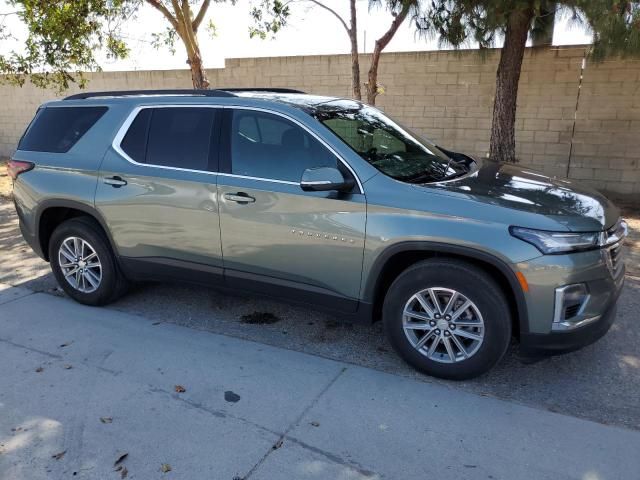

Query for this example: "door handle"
[104,176,127,188]
[224,192,256,204]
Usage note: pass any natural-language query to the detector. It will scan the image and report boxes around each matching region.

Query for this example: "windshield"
[313,103,470,183]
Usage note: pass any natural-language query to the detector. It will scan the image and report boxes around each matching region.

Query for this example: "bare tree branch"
[146,0,179,31]
[192,0,211,31]
[307,0,350,34]
[375,1,412,52]
[367,1,412,104]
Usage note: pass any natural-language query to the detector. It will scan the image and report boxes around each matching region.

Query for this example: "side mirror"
[300,167,355,192]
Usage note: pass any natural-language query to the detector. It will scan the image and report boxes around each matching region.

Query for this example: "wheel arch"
[36,200,117,262]
[363,242,529,338]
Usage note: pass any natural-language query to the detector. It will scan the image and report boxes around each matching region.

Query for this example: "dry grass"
[0,158,13,199]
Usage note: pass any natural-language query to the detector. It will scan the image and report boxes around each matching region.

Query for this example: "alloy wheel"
[58,236,102,293]
[402,287,485,363]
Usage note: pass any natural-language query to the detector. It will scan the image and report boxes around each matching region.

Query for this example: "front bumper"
[520,275,623,355]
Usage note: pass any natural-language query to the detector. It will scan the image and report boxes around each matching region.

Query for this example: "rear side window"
[120,107,217,171]
[121,109,151,163]
[19,106,107,153]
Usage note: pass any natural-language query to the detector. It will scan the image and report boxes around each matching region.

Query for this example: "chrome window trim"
[112,104,221,177]
[112,103,364,193]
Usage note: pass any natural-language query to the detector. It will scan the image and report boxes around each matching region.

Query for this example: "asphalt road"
[1,200,640,432]
[2,291,639,480]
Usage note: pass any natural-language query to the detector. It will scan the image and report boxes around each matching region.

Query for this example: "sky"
[1,0,593,72]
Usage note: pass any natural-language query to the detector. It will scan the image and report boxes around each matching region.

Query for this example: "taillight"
[6,160,34,180]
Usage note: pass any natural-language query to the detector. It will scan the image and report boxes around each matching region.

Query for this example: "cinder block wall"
[1,45,638,198]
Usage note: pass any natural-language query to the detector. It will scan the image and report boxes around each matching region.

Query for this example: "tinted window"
[231,110,335,182]
[121,108,151,163]
[19,106,107,153]
[146,108,216,170]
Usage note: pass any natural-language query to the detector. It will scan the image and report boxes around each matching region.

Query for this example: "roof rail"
[221,88,306,94]
[63,89,236,100]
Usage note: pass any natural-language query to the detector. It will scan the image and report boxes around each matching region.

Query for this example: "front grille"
[564,304,581,320]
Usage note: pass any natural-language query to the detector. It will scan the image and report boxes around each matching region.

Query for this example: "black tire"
[48,217,128,306]
[383,258,512,380]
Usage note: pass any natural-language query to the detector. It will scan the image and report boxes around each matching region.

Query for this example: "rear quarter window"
[19,106,108,153]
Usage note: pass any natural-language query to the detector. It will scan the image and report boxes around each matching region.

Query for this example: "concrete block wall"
[0,45,638,198]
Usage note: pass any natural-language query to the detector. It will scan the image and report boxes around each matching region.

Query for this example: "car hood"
[424,159,620,232]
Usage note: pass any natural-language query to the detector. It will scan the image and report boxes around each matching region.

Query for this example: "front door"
[217,108,366,310]
[95,106,223,275]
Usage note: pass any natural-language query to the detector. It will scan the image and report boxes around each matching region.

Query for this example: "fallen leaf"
[35,367,44,373]
[310,421,320,427]
[120,466,128,478]
[64,365,73,370]
[52,450,66,460]
[161,463,172,473]
[59,341,73,348]
[272,439,283,450]
[174,385,186,393]
[100,417,113,424]
[114,452,128,467]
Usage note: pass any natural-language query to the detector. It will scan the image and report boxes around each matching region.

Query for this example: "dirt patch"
[240,311,281,325]
[0,158,12,200]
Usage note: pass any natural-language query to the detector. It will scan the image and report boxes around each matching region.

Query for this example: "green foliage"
[1,0,132,91]
[416,0,640,59]
[151,27,179,54]
[249,0,289,39]
[574,1,640,60]
[1,0,291,90]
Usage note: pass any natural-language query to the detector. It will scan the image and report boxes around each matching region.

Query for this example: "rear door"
[217,107,367,310]
[95,105,224,277]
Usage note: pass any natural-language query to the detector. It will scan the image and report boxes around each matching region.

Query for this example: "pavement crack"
[147,386,280,438]
[0,289,35,306]
[0,337,63,360]
[283,435,380,478]
[242,366,349,479]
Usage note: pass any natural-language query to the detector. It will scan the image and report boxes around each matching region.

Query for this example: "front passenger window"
[231,110,336,182]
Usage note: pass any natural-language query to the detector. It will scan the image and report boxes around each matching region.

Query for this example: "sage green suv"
[9,89,627,379]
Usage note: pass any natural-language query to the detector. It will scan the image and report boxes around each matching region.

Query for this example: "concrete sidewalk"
[1,289,639,480]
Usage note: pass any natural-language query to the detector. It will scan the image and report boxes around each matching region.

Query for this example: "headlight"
[509,226,601,254]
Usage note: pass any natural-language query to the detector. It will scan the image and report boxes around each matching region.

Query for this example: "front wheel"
[49,217,127,306]
[383,259,512,380]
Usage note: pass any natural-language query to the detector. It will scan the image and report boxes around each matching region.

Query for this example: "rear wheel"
[383,259,512,380]
[49,217,127,306]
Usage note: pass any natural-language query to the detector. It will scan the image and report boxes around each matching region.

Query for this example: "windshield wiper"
[400,170,442,184]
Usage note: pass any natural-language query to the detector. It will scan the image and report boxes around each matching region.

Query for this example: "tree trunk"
[489,8,534,163]
[188,49,209,89]
[366,4,411,105]
[366,43,382,105]
[147,0,211,89]
[349,0,361,100]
